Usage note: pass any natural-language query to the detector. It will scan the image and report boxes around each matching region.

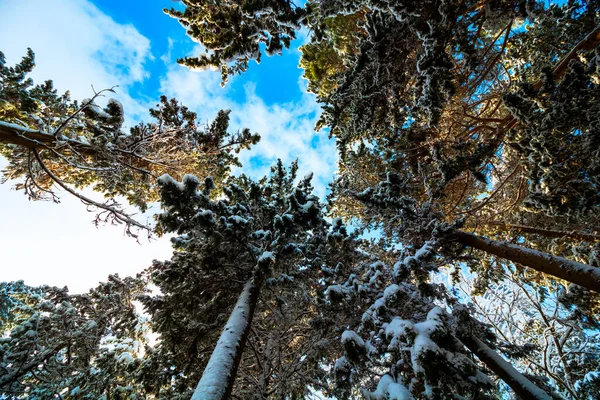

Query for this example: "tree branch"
[33,149,150,237]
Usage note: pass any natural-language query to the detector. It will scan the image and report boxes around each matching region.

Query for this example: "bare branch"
[33,149,150,238]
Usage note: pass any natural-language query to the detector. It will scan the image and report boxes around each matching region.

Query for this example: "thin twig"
[33,149,149,237]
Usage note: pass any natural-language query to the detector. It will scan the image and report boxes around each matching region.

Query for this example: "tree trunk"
[454,230,600,292]
[484,222,600,242]
[192,277,262,400]
[460,335,551,400]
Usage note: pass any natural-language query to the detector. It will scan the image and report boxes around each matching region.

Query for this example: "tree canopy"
[2,0,600,399]
[0,49,260,236]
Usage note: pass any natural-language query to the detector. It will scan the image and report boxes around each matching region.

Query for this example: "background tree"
[0,276,153,399]
[455,268,600,399]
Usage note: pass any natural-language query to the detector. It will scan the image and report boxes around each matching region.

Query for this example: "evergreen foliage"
[0,277,151,398]
[142,162,330,397]
[504,57,600,217]
[3,0,600,399]
[164,0,306,84]
[0,49,260,236]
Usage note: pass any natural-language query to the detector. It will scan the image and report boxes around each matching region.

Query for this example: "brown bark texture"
[454,230,600,293]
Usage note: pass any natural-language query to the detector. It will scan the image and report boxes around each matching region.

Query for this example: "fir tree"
[140,161,332,398]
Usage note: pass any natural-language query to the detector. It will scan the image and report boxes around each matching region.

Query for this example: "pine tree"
[316,226,553,399]
[164,0,306,85]
[139,161,334,398]
[0,49,260,236]
[0,276,151,398]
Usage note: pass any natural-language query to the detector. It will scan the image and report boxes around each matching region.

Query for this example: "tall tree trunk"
[460,335,552,400]
[192,277,262,400]
[454,230,600,292]
[482,222,600,242]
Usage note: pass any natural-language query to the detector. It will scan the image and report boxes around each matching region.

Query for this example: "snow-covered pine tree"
[295,0,600,244]
[346,172,600,291]
[139,160,334,399]
[1,164,393,399]
[503,54,600,218]
[0,49,260,236]
[317,228,554,399]
[0,276,152,398]
[312,7,600,392]
[164,0,306,85]
[325,171,597,397]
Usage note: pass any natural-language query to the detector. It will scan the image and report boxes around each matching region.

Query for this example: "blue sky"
[0,0,336,292]
[92,0,310,107]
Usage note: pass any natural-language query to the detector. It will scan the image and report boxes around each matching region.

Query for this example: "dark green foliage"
[321,250,497,398]
[505,57,600,217]
[140,161,334,397]
[312,0,526,143]
[0,281,43,335]
[0,48,37,114]
[165,0,306,84]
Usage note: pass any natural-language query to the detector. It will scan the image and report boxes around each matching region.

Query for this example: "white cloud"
[231,83,337,194]
[0,0,170,293]
[0,0,339,294]
[158,46,226,114]
[158,46,338,197]
[0,0,153,122]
